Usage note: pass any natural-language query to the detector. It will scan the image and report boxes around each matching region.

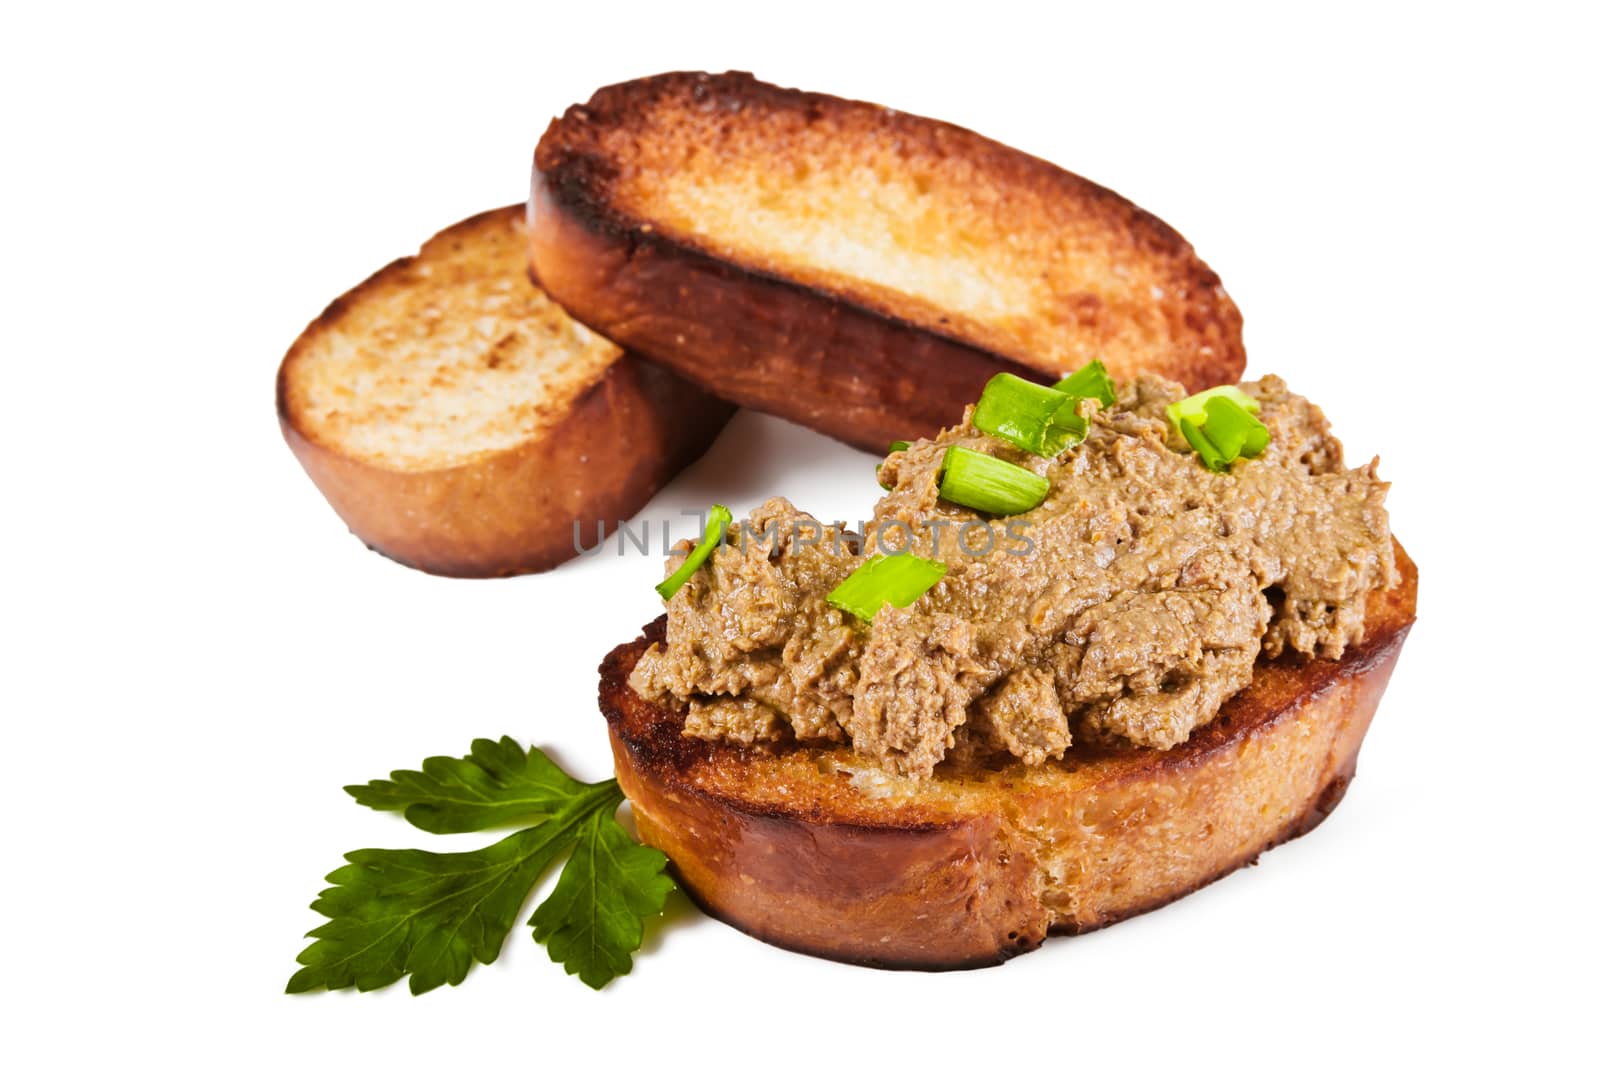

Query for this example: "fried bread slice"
[531,72,1245,451]
[599,541,1416,968]
[278,205,733,577]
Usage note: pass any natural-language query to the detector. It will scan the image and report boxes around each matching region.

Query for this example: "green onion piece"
[1196,404,1247,464]
[1165,384,1259,437]
[826,554,947,622]
[1179,416,1229,472]
[938,446,1051,514]
[1055,359,1116,409]
[655,504,732,601]
[1202,395,1271,459]
[973,373,1087,456]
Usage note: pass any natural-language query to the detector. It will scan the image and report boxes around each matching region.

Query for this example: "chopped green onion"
[1165,384,1259,437]
[972,373,1087,456]
[1176,394,1272,473]
[1055,359,1116,409]
[1202,395,1270,458]
[938,446,1051,514]
[826,553,947,622]
[655,504,732,601]
[1179,416,1230,472]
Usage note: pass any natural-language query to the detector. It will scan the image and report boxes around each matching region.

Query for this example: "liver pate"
[628,374,1395,778]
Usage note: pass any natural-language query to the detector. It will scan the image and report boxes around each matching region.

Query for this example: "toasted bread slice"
[278,206,734,577]
[599,542,1416,969]
[531,71,1246,452]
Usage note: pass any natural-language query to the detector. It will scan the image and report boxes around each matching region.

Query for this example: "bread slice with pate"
[599,543,1415,968]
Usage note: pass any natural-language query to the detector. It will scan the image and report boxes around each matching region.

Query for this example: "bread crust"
[277,206,733,577]
[531,72,1246,452]
[599,543,1417,968]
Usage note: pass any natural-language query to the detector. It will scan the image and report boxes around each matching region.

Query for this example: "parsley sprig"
[287,737,675,994]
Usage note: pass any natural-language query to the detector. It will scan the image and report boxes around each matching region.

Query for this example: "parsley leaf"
[288,739,676,994]
[286,812,596,995]
[345,735,593,833]
[531,805,676,989]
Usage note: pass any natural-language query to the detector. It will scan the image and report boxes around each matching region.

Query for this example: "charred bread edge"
[528,174,1045,453]
[599,541,1416,968]
[277,206,734,578]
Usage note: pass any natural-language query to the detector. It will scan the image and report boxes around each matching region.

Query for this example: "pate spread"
[628,375,1395,778]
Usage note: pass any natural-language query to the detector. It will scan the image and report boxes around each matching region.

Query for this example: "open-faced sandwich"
[601,367,1413,968]
[283,71,1415,991]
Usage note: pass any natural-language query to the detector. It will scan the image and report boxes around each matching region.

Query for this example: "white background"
[6,2,1596,1063]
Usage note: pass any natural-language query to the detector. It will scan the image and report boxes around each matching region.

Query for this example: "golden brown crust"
[279,354,731,577]
[532,72,1246,452]
[277,206,734,577]
[599,542,1417,968]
